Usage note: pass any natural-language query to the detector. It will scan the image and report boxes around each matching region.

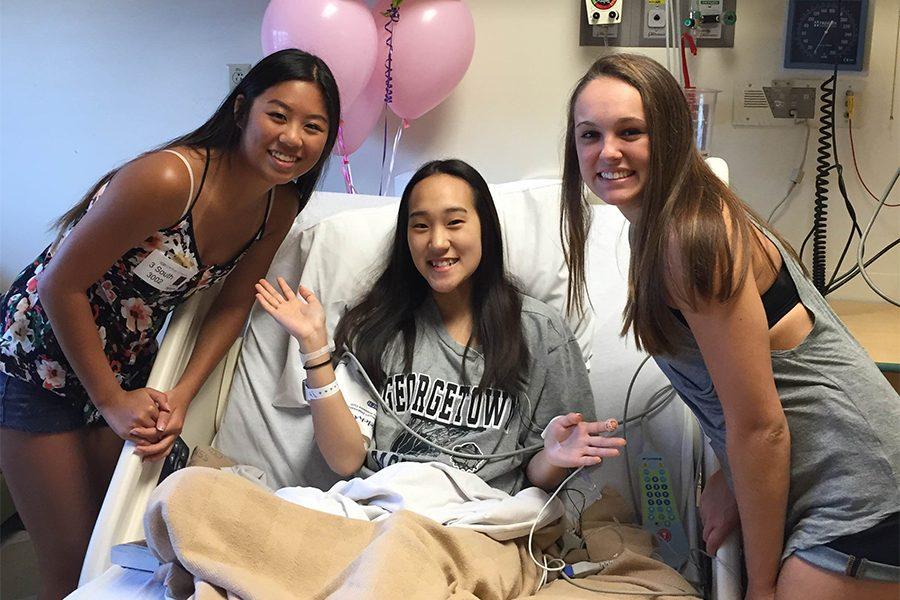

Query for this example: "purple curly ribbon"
[379,6,401,195]
[383,7,400,104]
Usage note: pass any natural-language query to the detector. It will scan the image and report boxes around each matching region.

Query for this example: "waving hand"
[255,277,327,348]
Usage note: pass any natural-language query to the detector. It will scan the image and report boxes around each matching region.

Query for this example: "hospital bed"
[72,161,741,599]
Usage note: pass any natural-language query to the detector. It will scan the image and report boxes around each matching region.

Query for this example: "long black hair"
[334,159,530,393]
[54,49,340,233]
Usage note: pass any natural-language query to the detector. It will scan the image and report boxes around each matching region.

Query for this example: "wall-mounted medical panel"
[580,0,737,48]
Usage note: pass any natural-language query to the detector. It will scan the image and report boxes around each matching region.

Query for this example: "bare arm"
[133,187,302,460]
[255,277,366,476]
[37,153,190,440]
[674,259,789,598]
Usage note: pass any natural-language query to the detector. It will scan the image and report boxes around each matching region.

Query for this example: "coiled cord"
[811,74,837,292]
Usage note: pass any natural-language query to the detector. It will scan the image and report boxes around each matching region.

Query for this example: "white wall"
[2,0,898,299]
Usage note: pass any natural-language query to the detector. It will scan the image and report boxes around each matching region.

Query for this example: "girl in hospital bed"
[255,158,626,494]
[560,53,899,598]
[0,49,340,599]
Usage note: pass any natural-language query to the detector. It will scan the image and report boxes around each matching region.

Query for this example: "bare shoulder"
[102,149,196,225]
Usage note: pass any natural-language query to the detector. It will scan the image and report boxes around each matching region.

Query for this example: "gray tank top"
[654,227,900,559]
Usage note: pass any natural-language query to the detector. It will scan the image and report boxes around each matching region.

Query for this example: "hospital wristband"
[300,340,334,366]
[303,379,340,402]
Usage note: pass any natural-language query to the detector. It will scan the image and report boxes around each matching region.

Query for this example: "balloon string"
[385,119,406,195]
[379,115,388,196]
[336,123,356,194]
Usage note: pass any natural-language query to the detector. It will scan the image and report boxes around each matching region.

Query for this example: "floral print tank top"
[0,149,272,422]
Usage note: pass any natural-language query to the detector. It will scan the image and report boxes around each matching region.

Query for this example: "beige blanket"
[144,467,698,600]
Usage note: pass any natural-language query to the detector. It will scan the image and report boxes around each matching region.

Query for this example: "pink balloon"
[373,0,475,121]
[333,63,386,156]
[261,0,378,108]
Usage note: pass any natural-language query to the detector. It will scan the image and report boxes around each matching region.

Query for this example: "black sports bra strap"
[255,188,275,241]
[670,259,800,330]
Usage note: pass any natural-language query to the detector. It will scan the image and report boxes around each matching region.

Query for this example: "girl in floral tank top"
[1,151,269,417]
[0,50,340,599]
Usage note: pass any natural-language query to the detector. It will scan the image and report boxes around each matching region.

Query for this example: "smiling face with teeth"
[235,80,329,185]
[407,174,483,306]
[573,77,650,222]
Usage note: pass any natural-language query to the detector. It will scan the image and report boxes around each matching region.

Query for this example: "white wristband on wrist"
[300,340,335,366]
[303,379,340,402]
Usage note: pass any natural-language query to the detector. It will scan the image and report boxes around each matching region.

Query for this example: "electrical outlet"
[836,80,862,126]
[228,63,252,92]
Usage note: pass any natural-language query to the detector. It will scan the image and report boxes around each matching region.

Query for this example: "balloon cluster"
[262,0,475,156]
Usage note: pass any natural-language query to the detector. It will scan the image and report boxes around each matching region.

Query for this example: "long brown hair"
[562,53,798,355]
[53,49,341,236]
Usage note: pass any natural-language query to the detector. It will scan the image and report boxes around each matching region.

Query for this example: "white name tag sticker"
[133,249,198,292]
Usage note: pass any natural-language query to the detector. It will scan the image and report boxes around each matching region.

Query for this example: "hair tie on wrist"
[304,358,332,371]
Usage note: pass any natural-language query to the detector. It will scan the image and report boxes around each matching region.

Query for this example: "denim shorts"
[793,513,900,583]
[0,371,103,433]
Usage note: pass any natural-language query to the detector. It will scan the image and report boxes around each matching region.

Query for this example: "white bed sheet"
[67,565,166,600]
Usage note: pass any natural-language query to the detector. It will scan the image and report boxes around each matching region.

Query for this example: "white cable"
[538,555,549,590]
[856,166,900,306]
[670,1,679,79]
[528,466,583,586]
[675,0,684,87]
[664,0,672,75]
[768,120,812,223]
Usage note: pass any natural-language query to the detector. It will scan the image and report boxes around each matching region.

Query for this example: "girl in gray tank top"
[560,53,899,598]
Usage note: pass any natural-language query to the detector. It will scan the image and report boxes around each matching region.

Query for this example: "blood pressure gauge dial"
[784,0,868,71]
